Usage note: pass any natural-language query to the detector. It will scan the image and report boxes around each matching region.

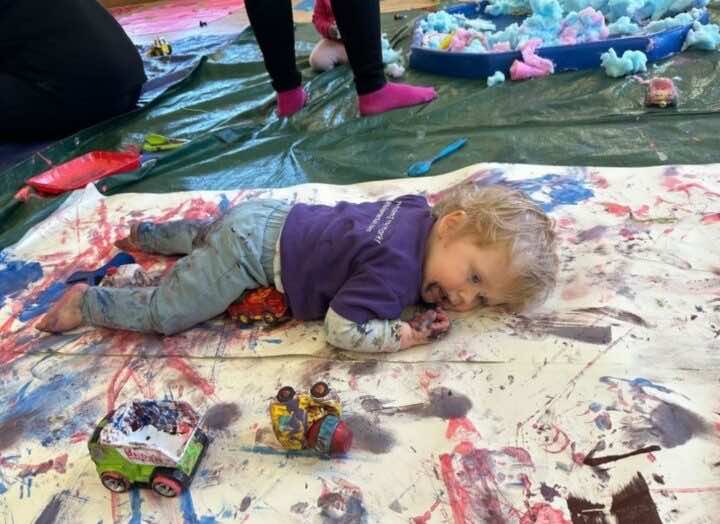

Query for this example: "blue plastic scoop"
[407,138,468,177]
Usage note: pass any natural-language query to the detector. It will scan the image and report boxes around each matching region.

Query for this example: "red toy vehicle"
[227,287,289,324]
[645,77,678,108]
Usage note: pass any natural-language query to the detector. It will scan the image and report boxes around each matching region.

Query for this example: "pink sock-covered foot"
[358,82,438,116]
[276,86,307,117]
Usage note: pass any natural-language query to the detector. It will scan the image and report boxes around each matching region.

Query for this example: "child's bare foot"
[114,223,142,251]
[36,284,88,333]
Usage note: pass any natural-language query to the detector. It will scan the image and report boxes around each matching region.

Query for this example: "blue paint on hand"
[0,251,43,308]
[19,282,67,322]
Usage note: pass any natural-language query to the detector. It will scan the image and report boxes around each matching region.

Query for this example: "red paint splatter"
[602,203,631,216]
[348,375,358,391]
[634,204,649,216]
[152,197,223,224]
[701,213,720,224]
[501,447,534,467]
[446,418,479,439]
[70,431,89,444]
[107,360,134,412]
[663,176,720,198]
[439,442,526,523]
[518,473,532,493]
[541,426,571,454]
[165,355,215,396]
[557,217,575,228]
[412,499,441,524]
[646,452,657,463]
[590,174,609,189]
[519,502,571,524]
[13,453,68,477]
[619,227,636,239]
[419,369,441,393]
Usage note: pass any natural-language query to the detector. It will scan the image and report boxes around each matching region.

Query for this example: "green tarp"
[2,8,719,249]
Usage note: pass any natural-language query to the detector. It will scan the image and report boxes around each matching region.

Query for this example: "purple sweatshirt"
[280,195,435,323]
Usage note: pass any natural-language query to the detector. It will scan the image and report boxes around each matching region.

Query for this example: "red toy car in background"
[645,77,678,108]
[227,287,289,324]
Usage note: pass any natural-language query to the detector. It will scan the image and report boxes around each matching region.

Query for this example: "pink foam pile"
[509,38,555,79]
[111,0,245,37]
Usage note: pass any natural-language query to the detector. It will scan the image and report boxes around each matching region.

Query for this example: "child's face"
[422,212,513,312]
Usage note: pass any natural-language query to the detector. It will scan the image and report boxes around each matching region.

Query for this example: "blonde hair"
[432,185,558,311]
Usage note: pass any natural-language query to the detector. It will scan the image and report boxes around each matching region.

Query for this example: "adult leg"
[0,73,140,141]
[329,0,438,115]
[244,0,306,116]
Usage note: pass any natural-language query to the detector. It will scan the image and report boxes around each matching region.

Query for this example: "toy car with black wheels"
[645,77,678,108]
[88,400,209,497]
[227,287,289,325]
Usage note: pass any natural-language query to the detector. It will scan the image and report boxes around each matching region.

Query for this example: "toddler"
[309,0,348,72]
[38,186,558,352]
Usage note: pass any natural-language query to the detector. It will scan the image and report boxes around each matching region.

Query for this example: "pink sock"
[358,82,438,116]
[276,86,307,117]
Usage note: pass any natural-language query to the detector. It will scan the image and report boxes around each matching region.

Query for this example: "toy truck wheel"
[263,312,277,324]
[152,474,183,497]
[311,381,330,398]
[277,386,295,402]
[101,472,130,493]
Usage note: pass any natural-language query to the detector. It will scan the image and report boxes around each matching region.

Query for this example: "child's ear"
[438,210,467,238]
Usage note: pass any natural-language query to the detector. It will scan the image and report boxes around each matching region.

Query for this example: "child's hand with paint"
[400,308,451,349]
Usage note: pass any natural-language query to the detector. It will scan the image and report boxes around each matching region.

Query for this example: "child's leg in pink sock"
[358,82,438,116]
[276,86,307,117]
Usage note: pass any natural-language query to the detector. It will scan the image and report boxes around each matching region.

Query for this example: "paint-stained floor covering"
[1,163,719,523]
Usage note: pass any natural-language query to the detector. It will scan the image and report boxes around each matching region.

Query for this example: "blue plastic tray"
[409,2,708,78]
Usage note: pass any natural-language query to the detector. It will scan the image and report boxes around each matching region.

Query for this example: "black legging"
[245,0,385,95]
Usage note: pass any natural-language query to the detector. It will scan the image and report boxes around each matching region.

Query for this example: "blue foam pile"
[487,70,507,85]
[682,21,720,50]
[600,47,648,76]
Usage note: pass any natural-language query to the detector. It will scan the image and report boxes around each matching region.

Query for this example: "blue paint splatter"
[600,376,674,394]
[180,490,217,524]
[0,482,7,494]
[19,282,67,322]
[0,371,98,449]
[0,251,43,308]
[589,402,602,412]
[218,194,231,214]
[129,488,143,524]
[628,377,674,394]
[471,168,595,212]
[594,412,612,431]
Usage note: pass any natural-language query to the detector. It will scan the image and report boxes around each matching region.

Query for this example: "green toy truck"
[88,400,209,497]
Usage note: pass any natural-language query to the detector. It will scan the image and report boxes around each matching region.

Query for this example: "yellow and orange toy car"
[227,287,289,325]
[269,382,353,455]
